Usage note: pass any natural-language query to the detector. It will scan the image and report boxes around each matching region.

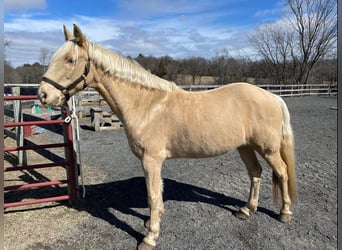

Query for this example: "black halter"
[41,60,91,102]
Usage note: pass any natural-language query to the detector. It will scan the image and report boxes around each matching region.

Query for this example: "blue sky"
[4,0,285,67]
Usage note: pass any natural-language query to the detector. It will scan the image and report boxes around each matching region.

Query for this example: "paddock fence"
[3,88,79,208]
[182,83,337,96]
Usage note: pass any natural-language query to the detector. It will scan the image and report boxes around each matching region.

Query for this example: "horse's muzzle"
[38,83,65,107]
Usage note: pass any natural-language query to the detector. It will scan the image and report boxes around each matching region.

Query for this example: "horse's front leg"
[138,154,165,250]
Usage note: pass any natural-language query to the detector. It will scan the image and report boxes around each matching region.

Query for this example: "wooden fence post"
[13,87,27,166]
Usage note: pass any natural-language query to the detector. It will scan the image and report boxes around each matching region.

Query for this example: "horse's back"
[212,82,274,99]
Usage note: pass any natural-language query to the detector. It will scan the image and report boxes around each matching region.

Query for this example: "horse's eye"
[67,58,76,64]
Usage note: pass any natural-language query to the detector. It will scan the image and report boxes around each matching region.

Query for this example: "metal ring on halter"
[64,115,72,123]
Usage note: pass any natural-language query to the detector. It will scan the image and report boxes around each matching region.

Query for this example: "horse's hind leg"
[262,150,293,223]
[236,145,262,220]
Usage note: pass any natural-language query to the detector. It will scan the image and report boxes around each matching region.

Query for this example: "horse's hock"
[90,107,122,131]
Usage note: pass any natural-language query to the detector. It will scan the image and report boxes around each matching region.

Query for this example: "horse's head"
[38,24,91,106]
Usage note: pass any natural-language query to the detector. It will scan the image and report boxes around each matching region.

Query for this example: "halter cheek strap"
[41,60,90,101]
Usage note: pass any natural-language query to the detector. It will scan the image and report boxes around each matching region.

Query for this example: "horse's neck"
[95,76,169,131]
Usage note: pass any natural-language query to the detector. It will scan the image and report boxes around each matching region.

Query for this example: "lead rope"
[70,96,86,198]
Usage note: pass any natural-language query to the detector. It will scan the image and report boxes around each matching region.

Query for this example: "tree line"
[4,50,336,86]
[4,0,336,86]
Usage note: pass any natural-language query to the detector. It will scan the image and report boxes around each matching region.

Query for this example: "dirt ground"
[4,96,337,250]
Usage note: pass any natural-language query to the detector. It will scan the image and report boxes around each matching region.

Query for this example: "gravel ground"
[4,96,337,250]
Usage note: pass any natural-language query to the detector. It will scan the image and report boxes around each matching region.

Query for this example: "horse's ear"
[73,24,87,46]
[63,25,74,41]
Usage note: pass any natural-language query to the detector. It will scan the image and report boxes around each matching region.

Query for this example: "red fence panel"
[3,95,79,209]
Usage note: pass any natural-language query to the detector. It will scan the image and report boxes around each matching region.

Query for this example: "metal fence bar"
[4,195,70,208]
[4,180,69,191]
[4,142,68,152]
[4,92,79,209]
[4,119,65,127]
[4,161,69,172]
[4,95,38,101]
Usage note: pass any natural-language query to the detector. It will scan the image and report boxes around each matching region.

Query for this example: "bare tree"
[287,0,337,85]
[16,63,45,84]
[249,22,293,84]
[249,0,336,85]
[161,56,179,82]
[212,48,230,85]
[135,54,160,75]
[4,39,22,83]
[39,47,50,72]
[183,57,208,85]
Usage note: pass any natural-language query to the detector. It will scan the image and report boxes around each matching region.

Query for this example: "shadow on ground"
[5,176,279,245]
[74,177,278,244]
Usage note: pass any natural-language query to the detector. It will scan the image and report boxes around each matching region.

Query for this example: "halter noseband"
[41,60,91,102]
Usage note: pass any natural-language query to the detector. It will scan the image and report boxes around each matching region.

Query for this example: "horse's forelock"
[51,41,79,63]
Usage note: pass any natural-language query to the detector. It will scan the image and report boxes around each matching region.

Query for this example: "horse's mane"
[88,42,179,92]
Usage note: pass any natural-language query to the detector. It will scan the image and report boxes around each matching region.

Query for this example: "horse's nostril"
[39,92,47,103]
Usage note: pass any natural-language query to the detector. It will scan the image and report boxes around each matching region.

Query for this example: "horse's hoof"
[235,210,249,220]
[137,242,155,250]
[279,213,292,223]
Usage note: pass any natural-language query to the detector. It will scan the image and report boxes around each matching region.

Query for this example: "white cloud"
[4,2,256,67]
[4,0,47,11]
[117,0,218,17]
[5,18,62,32]
[253,1,286,23]
[5,31,63,65]
[4,16,123,66]
[254,8,280,18]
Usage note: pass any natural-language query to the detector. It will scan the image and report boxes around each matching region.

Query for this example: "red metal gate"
[4,95,79,208]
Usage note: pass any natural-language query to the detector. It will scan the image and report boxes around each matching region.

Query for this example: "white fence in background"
[258,84,337,97]
[181,83,337,97]
[4,82,337,98]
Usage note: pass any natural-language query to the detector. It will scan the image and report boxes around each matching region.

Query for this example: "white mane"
[88,42,179,92]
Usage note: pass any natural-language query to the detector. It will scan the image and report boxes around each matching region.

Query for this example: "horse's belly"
[168,131,244,158]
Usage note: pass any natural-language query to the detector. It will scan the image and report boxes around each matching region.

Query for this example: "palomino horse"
[38,24,296,250]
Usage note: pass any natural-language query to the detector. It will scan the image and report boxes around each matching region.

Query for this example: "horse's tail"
[273,96,297,203]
